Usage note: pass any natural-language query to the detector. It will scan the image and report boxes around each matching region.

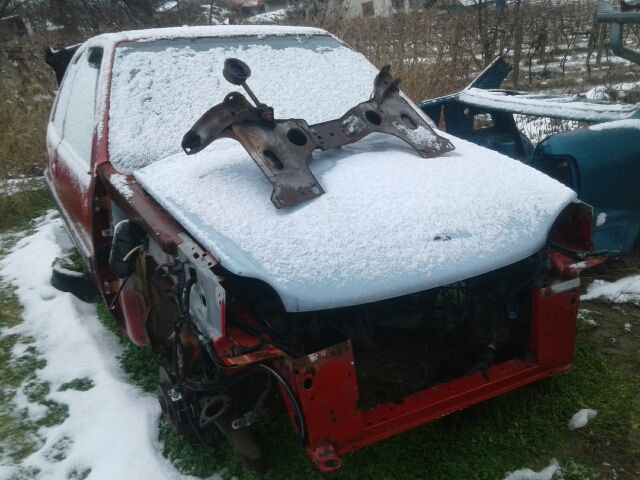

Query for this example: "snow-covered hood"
[134,133,577,312]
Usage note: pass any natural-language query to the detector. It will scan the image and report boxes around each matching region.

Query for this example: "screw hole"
[264,150,283,170]
[365,110,382,125]
[400,113,418,130]
[287,128,307,147]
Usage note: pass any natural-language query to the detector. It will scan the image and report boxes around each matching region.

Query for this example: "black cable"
[108,270,134,311]
[257,363,306,445]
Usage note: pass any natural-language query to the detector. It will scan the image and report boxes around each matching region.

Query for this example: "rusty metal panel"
[182,61,454,208]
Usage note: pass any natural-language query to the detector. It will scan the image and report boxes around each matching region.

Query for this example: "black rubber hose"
[257,363,306,445]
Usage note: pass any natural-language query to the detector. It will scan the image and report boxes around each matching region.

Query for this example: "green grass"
[0,202,70,470]
[0,188,52,232]
[0,288,69,466]
[59,377,95,392]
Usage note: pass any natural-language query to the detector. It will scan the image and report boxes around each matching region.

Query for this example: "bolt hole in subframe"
[400,113,418,129]
[287,128,308,146]
[204,397,226,418]
[365,110,382,125]
[303,378,314,390]
[263,149,283,170]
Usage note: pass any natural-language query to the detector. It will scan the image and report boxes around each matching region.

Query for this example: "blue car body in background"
[420,57,640,256]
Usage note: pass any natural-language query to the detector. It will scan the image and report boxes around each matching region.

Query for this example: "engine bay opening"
[226,250,544,410]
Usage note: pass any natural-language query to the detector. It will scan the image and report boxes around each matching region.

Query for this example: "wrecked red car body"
[45,25,602,472]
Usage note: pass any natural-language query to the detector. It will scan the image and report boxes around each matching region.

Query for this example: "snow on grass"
[582,275,640,304]
[248,8,289,23]
[514,114,583,145]
[0,177,44,197]
[0,212,222,480]
[568,409,598,431]
[584,81,640,102]
[502,460,561,480]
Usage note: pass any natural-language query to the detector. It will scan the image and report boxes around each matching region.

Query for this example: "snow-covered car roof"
[88,25,328,48]
[458,87,640,123]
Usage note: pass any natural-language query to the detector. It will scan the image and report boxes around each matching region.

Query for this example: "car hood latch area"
[181,58,454,209]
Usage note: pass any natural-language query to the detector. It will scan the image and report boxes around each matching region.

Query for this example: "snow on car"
[45,25,601,472]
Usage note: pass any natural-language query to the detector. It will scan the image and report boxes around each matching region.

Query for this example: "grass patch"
[67,466,91,480]
[94,302,168,393]
[44,435,73,462]
[0,287,69,465]
[94,301,229,477]
[0,188,52,232]
[59,377,94,392]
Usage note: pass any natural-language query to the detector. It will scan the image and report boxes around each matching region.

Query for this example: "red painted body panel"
[46,142,94,261]
[276,284,580,472]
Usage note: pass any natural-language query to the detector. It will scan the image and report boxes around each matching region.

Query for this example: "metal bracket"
[182,61,455,209]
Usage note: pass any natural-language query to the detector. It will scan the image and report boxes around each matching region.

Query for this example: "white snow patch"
[110,173,134,199]
[93,25,325,45]
[248,8,289,23]
[343,115,366,135]
[596,212,607,227]
[156,0,177,12]
[460,88,639,122]
[582,275,640,304]
[568,408,598,431]
[0,177,45,196]
[577,309,598,327]
[394,123,439,147]
[514,115,582,145]
[503,459,561,480]
[589,119,640,131]
[624,322,632,333]
[584,81,640,102]
[0,212,221,480]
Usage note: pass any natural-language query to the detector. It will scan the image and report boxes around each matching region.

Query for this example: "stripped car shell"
[45,25,603,472]
[420,55,640,257]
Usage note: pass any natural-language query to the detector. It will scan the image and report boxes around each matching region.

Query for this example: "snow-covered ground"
[0,177,44,196]
[502,460,561,480]
[0,213,222,480]
[568,408,598,431]
[582,275,640,304]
